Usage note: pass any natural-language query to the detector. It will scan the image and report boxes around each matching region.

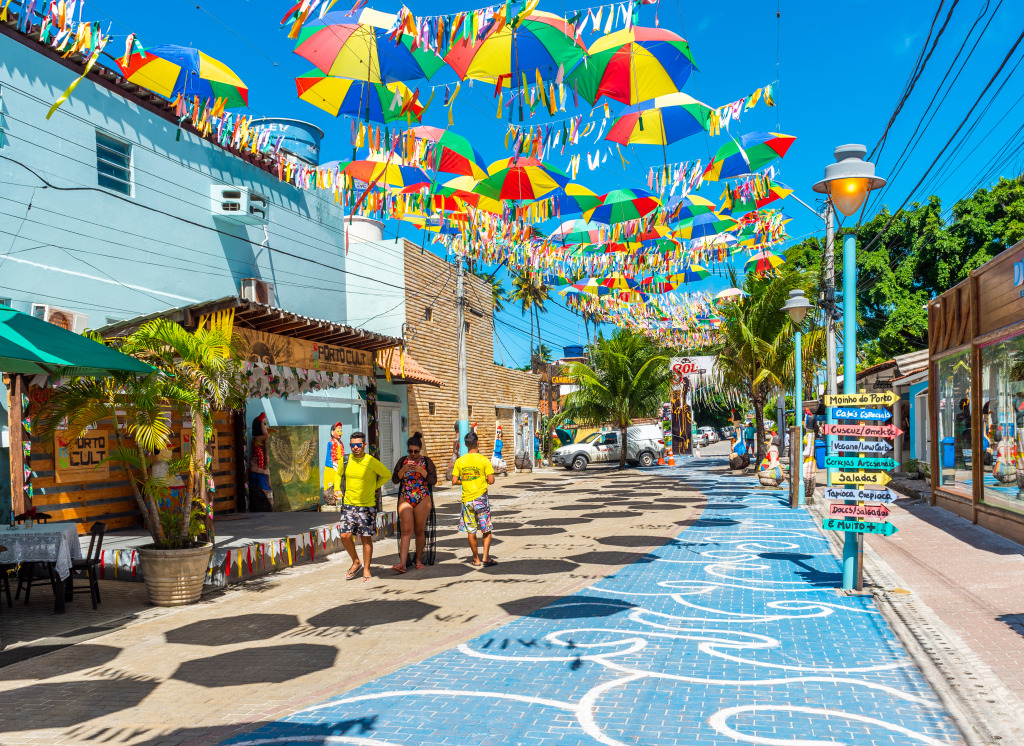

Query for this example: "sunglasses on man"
[349,441,365,448]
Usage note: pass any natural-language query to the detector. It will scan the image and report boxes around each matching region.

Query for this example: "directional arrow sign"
[823,487,899,504]
[825,391,899,407]
[825,456,899,470]
[829,470,892,486]
[829,502,891,521]
[830,440,892,454]
[822,424,903,438]
[822,518,898,536]
[831,407,892,421]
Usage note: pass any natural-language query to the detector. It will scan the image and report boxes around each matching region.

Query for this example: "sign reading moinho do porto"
[236,328,374,377]
[824,392,899,406]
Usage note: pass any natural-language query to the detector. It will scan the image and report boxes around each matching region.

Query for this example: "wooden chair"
[69,522,105,609]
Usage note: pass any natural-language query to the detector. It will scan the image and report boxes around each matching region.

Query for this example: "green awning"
[0,307,154,377]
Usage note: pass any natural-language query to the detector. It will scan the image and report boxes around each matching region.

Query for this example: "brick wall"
[403,240,542,467]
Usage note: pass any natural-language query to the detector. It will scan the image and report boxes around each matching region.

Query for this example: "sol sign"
[670,356,718,389]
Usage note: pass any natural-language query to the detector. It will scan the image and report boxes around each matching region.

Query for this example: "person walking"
[451,430,497,567]
[391,432,437,573]
[743,421,756,456]
[339,431,391,582]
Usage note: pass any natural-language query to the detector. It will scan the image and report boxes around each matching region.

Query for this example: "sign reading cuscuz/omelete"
[235,328,373,376]
[55,430,111,482]
[831,407,891,421]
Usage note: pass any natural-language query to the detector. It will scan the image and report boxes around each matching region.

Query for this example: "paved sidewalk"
[225,461,962,745]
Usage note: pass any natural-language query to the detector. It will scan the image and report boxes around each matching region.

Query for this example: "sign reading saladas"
[55,429,111,483]
[823,487,899,504]
[825,392,899,406]
[822,424,903,438]
[829,470,892,486]
[830,440,892,454]
[828,502,891,520]
[822,518,898,536]
[824,456,899,470]
[235,328,373,376]
[831,407,892,421]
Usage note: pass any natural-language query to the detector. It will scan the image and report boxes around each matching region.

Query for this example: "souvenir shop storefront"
[31,296,439,533]
[929,238,1024,544]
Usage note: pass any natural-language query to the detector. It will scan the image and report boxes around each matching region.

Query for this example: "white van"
[552,423,666,471]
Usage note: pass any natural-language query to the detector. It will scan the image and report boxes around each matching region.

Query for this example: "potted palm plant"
[35,319,245,606]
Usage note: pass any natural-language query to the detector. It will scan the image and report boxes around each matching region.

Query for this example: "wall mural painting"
[267,425,320,512]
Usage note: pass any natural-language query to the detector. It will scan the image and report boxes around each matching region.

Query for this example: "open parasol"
[117,45,248,107]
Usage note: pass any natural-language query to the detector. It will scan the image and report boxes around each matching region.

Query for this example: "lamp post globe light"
[812,144,887,590]
[783,290,811,507]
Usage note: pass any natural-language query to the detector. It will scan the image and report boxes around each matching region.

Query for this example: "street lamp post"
[812,144,887,590]
[783,289,812,507]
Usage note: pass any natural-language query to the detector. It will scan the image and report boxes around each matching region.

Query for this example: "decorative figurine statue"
[758,441,787,488]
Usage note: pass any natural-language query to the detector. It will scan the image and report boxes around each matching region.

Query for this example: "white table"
[0,522,82,581]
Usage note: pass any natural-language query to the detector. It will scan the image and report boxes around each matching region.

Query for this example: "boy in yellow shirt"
[451,430,496,567]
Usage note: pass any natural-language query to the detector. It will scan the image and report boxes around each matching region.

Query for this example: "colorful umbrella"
[411,128,489,180]
[667,265,711,283]
[744,250,785,274]
[294,9,445,82]
[702,132,797,182]
[673,212,739,239]
[551,219,610,244]
[295,73,423,122]
[664,194,718,221]
[343,157,431,188]
[585,188,661,225]
[605,93,711,146]
[445,11,586,86]
[719,180,794,216]
[473,157,569,200]
[538,184,602,216]
[436,176,504,214]
[117,45,248,107]
[714,287,747,304]
[565,27,697,105]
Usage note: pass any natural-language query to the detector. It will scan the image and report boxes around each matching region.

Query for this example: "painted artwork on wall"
[267,426,320,512]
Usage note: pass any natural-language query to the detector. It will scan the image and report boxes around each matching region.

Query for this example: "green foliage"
[34,320,246,549]
[560,329,670,469]
[794,176,1024,365]
[535,344,553,362]
[508,271,550,363]
[474,269,507,313]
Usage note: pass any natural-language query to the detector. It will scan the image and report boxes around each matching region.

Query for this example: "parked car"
[694,429,710,447]
[553,424,666,471]
[719,427,734,441]
[697,426,719,444]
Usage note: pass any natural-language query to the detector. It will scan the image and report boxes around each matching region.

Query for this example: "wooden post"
[366,373,380,459]
[789,425,799,509]
[6,373,26,519]
[232,410,247,513]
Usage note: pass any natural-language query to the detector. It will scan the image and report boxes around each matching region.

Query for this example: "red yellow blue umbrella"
[473,157,569,200]
[605,93,711,146]
[295,74,423,122]
[673,212,739,239]
[719,180,794,216]
[343,157,431,189]
[117,45,248,107]
[411,127,489,180]
[584,188,661,225]
[702,132,796,182]
[744,250,785,274]
[294,9,445,83]
[667,265,711,283]
[566,27,697,105]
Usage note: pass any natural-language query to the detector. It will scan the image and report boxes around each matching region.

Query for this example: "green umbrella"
[0,307,154,376]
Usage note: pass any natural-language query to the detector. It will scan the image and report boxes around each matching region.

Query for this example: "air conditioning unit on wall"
[240,278,275,305]
[211,185,269,225]
[31,304,88,333]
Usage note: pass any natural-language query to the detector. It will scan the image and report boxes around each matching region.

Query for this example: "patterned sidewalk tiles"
[223,460,963,745]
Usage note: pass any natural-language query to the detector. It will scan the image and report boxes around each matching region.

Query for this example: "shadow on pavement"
[0,643,121,679]
[597,535,680,548]
[530,516,594,526]
[500,594,637,619]
[484,558,580,576]
[172,643,338,686]
[580,511,642,519]
[501,526,567,537]
[164,613,300,646]
[12,674,159,729]
[565,550,655,566]
[307,600,439,628]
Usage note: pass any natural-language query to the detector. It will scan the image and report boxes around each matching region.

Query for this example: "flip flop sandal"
[392,565,407,574]
[362,575,373,582]
[345,564,363,580]
[482,559,498,567]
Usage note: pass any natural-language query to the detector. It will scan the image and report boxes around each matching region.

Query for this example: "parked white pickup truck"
[552,424,666,471]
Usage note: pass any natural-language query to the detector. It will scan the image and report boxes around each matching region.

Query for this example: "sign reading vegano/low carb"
[235,328,373,377]
[55,429,111,482]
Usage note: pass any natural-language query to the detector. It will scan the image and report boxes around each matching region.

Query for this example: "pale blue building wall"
[909,380,928,462]
[0,32,410,511]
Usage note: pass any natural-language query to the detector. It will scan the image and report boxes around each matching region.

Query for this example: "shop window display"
[935,350,972,493]
[979,334,1024,512]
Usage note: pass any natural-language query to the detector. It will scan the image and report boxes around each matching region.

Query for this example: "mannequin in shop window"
[322,422,345,506]
[491,425,507,475]
[954,397,971,471]
[249,413,274,512]
[994,427,1017,484]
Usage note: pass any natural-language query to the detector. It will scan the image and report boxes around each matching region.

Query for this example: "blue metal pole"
[795,330,804,506]
[842,232,858,589]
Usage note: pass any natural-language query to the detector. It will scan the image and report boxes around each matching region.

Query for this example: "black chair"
[14,511,52,524]
[69,522,105,609]
[0,545,10,609]
[14,513,66,605]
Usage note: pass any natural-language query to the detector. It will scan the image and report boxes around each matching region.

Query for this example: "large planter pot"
[137,543,213,607]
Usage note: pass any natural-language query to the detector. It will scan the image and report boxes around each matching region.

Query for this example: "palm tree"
[535,343,553,362]
[34,320,245,547]
[474,269,507,313]
[711,262,822,462]
[580,307,601,348]
[508,271,549,363]
[560,329,670,469]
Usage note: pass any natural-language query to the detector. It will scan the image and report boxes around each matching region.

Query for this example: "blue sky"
[85,0,1024,365]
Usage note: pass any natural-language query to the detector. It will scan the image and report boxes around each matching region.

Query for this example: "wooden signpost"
[823,487,898,504]
[830,440,891,454]
[828,502,891,521]
[829,470,893,486]
[822,518,898,537]
[831,407,892,421]
[825,392,899,407]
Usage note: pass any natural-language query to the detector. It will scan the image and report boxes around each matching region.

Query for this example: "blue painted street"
[225,460,962,746]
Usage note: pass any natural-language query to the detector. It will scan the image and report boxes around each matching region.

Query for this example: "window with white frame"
[96,131,132,195]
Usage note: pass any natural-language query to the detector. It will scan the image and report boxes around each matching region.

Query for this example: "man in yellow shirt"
[451,430,496,567]
[339,431,391,581]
